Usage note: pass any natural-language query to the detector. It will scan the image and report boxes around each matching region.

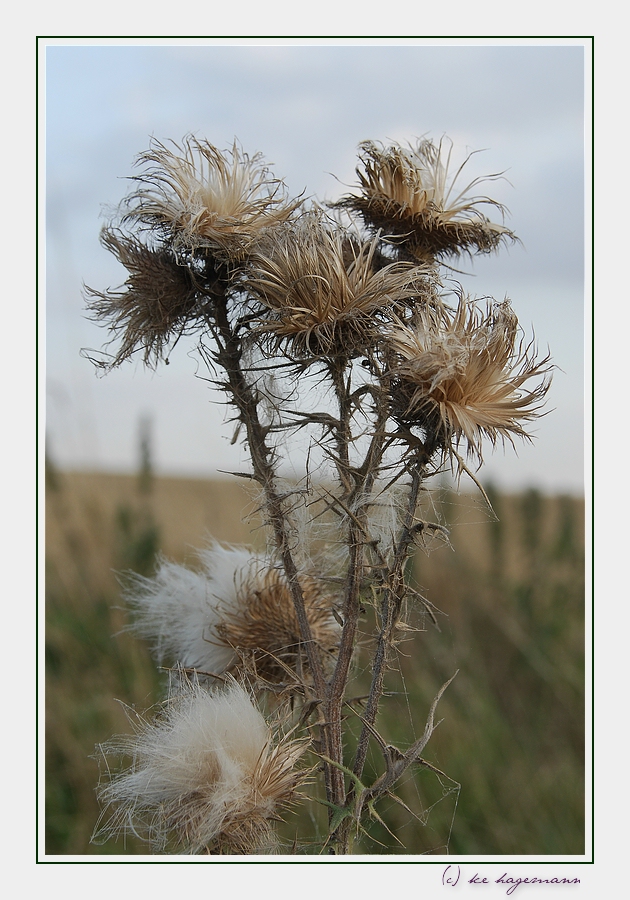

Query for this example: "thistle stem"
[352,449,426,780]
[334,439,439,852]
[207,296,334,796]
[324,358,389,852]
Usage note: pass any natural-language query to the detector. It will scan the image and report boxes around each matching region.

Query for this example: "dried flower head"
[123,136,300,259]
[215,564,339,684]
[385,297,552,460]
[246,214,430,356]
[84,229,203,368]
[334,138,515,263]
[126,543,339,683]
[93,678,309,854]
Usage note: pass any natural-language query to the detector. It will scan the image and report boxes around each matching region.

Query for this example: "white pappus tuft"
[124,543,256,677]
[92,677,308,854]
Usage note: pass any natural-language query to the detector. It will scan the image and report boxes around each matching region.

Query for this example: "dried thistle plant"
[86,134,552,855]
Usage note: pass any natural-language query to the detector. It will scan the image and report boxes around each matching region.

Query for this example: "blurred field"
[45,463,585,856]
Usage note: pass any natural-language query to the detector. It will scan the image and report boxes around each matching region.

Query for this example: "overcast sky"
[44,39,588,494]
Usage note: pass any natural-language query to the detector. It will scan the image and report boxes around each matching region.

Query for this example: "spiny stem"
[324,358,390,852]
[352,437,441,782]
[352,454,423,780]
[329,440,440,853]
[207,296,333,796]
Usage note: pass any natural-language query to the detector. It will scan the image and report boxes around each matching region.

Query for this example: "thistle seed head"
[84,229,203,368]
[246,213,431,357]
[123,136,301,259]
[216,564,339,684]
[125,542,339,685]
[385,296,552,461]
[334,138,516,263]
[92,678,309,854]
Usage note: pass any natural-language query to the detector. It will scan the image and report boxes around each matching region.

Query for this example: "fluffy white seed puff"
[125,543,339,682]
[126,544,253,676]
[93,679,307,854]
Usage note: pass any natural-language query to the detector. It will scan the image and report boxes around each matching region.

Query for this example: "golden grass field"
[45,465,586,855]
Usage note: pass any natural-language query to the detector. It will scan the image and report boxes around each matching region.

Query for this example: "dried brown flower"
[84,229,203,368]
[334,138,516,263]
[123,136,301,259]
[217,565,340,684]
[385,296,552,460]
[246,214,431,356]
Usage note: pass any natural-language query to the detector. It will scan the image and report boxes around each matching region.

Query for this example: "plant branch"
[323,358,391,851]
[355,670,458,820]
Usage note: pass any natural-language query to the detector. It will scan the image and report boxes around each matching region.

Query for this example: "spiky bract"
[246,214,430,357]
[334,139,515,263]
[126,543,339,684]
[92,679,308,854]
[123,136,300,259]
[385,297,552,460]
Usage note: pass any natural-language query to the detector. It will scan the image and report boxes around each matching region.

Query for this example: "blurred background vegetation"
[45,433,585,856]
